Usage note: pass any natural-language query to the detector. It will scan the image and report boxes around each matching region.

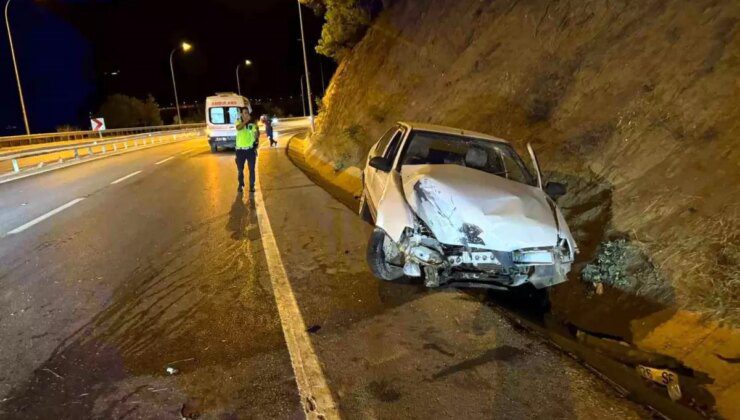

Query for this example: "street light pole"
[300,75,306,116]
[236,64,241,96]
[169,42,192,125]
[320,59,326,95]
[4,0,30,135]
[296,0,314,131]
[236,59,251,97]
[169,49,182,125]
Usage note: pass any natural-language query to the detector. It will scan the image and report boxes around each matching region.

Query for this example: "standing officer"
[235,107,259,193]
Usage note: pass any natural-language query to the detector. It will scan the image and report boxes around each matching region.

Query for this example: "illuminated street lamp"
[236,59,252,97]
[169,41,192,125]
[4,0,30,135]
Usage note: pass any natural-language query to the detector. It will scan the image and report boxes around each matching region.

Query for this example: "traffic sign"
[91,118,106,131]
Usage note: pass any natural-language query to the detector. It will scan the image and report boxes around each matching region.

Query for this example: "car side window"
[383,129,405,161]
[372,127,397,158]
[501,152,532,185]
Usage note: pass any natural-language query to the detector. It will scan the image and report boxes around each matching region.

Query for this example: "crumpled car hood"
[401,164,559,251]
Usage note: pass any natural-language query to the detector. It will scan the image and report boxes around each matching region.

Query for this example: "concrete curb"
[286,135,363,211]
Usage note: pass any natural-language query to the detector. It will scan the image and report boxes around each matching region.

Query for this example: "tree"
[260,101,286,118]
[56,124,80,132]
[301,0,383,61]
[142,95,164,126]
[98,94,163,128]
[301,0,326,14]
[182,104,205,124]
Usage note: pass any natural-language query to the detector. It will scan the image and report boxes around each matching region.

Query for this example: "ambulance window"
[209,107,226,124]
[228,107,240,123]
[209,107,240,124]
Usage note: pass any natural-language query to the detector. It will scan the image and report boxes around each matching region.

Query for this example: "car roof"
[398,121,511,144]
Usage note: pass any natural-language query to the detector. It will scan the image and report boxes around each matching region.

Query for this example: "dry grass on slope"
[310,0,740,324]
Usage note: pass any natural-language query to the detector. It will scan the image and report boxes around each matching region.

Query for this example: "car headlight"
[512,249,554,264]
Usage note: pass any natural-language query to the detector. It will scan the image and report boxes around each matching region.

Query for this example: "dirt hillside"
[309,0,739,326]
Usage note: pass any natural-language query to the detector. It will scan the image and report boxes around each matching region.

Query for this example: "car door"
[365,127,399,207]
[368,127,406,207]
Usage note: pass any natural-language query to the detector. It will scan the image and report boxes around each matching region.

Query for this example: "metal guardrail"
[0,123,205,148]
[275,116,312,122]
[0,128,202,176]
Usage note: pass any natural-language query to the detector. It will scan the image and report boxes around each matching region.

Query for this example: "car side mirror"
[545,182,567,200]
[369,156,392,172]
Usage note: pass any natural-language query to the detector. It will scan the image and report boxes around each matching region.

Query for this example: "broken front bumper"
[444,249,570,289]
[398,235,571,289]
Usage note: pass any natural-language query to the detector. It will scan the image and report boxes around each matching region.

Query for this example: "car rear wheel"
[367,228,404,281]
[210,143,218,153]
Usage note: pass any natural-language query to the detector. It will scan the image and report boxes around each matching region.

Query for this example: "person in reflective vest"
[235,107,259,193]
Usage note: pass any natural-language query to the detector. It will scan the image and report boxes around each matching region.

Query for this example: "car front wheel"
[367,228,404,281]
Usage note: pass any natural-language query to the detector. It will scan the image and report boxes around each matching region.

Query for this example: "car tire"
[359,192,374,224]
[210,143,218,153]
[511,284,551,314]
[367,228,404,281]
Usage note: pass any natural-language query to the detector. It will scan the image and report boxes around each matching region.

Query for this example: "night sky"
[0,0,330,134]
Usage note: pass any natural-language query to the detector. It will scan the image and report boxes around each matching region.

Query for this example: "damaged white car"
[359,122,578,291]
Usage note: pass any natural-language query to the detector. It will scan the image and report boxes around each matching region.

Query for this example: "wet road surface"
[0,132,649,418]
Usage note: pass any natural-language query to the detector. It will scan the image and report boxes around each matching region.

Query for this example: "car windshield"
[400,130,536,186]
[209,107,241,125]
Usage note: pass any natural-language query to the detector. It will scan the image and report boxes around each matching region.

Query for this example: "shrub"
[582,239,673,303]
[56,125,80,132]
[98,94,163,128]
[302,0,383,61]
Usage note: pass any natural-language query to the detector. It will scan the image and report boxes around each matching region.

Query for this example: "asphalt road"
[0,127,650,418]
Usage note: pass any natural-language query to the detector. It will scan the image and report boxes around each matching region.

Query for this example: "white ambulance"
[205,92,252,152]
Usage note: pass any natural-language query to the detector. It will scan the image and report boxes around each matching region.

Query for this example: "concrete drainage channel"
[0,129,203,185]
[475,292,707,420]
[284,135,713,420]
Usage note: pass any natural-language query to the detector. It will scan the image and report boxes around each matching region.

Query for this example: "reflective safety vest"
[236,120,258,149]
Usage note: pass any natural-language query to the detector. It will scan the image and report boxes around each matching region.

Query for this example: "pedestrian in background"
[262,115,276,147]
[235,108,259,193]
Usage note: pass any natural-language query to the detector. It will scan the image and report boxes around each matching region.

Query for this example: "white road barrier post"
[11,158,19,173]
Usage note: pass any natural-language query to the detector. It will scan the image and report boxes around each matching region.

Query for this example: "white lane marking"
[8,198,85,235]
[253,179,340,419]
[180,149,193,155]
[110,170,142,185]
[155,156,175,165]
